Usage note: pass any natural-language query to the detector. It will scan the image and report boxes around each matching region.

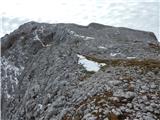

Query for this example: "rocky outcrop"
[1,22,160,120]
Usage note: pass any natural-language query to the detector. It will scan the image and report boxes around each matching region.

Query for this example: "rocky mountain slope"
[1,22,160,120]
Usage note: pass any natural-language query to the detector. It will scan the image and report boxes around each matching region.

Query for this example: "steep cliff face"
[1,22,160,120]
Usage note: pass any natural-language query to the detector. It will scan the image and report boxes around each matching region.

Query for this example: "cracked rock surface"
[1,22,160,120]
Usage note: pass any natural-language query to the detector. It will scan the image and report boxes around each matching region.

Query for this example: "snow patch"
[98,46,107,49]
[33,32,46,47]
[6,92,11,98]
[1,57,23,85]
[110,52,121,57]
[68,30,95,40]
[33,29,51,47]
[1,57,24,98]
[38,104,43,110]
[127,57,136,59]
[77,54,106,72]
[85,36,95,40]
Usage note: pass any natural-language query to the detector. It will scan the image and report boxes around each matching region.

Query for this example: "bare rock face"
[1,22,160,120]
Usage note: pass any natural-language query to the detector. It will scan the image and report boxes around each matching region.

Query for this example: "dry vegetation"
[84,55,160,72]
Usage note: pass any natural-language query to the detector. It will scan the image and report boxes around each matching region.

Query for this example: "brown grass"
[84,55,160,72]
[79,70,96,81]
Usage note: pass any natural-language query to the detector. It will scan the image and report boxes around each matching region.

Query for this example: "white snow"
[127,57,136,59]
[1,57,23,85]
[38,104,43,110]
[6,92,11,98]
[77,54,106,72]
[110,53,121,57]
[98,46,107,50]
[34,34,41,41]
[33,30,47,47]
[85,36,95,40]
[68,30,95,40]
[1,57,24,99]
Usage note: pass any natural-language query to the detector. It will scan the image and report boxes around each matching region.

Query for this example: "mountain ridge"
[1,22,160,120]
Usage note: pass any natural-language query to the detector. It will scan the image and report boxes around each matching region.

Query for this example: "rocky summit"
[1,22,160,120]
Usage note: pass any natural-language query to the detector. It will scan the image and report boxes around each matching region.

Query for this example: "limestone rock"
[1,22,160,120]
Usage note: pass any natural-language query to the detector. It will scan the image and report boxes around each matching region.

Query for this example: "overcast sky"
[0,0,159,40]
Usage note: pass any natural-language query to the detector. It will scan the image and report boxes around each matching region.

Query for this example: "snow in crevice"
[1,57,23,85]
[1,57,24,98]
[33,30,46,47]
[77,54,106,72]
[33,28,52,47]
[68,29,95,40]
[6,92,11,99]
[4,82,12,99]
[127,57,136,59]
[110,52,122,57]
[98,46,107,50]
[38,104,43,110]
